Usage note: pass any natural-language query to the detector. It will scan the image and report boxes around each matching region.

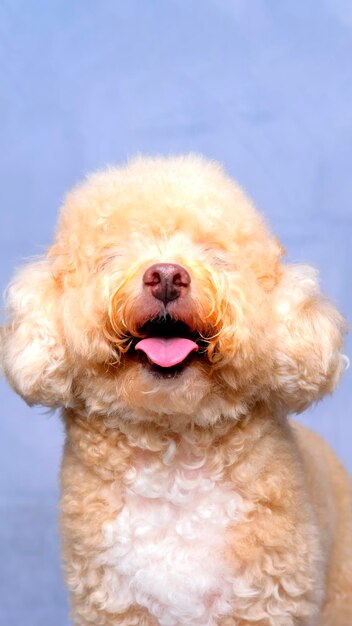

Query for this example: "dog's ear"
[1,258,72,407]
[272,264,348,413]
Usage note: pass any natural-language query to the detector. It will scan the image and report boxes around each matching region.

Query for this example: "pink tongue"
[135,337,198,368]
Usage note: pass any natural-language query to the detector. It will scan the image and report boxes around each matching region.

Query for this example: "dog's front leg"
[220,514,323,626]
[218,511,323,626]
[60,437,156,626]
[218,427,325,626]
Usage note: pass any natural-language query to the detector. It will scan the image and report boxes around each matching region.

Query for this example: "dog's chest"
[101,441,243,625]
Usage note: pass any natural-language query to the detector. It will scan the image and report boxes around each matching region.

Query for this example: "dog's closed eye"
[99,252,124,270]
[201,246,231,269]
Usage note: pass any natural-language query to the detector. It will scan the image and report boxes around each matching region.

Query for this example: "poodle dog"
[1,155,352,626]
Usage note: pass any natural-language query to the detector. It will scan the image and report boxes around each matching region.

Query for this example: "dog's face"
[1,156,347,426]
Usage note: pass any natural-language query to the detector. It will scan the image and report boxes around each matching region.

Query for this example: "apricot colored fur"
[1,155,351,625]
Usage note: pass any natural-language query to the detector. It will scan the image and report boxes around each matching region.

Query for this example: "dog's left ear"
[272,264,348,413]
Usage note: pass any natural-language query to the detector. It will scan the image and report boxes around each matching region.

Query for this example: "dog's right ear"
[1,259,72,407]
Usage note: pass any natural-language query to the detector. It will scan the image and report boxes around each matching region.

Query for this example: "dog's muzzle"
[136,263,198,368]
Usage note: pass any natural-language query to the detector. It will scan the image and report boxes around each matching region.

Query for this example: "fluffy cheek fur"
[0,254,346,424]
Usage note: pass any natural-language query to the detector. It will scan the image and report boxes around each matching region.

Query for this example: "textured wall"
[0,2,351,624]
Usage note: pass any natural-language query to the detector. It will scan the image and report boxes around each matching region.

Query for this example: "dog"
[1,155,352,626]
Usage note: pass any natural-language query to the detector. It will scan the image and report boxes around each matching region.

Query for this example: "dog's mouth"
[131,316,206,378]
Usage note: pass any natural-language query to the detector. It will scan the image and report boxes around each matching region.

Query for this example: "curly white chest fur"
[100,441,247,626]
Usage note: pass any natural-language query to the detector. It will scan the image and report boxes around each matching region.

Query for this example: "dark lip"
[143,359,194,379]
[127,314,208,378]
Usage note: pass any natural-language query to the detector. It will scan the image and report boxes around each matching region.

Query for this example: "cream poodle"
[1,155,352,626]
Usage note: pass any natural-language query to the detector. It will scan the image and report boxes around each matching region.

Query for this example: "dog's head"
[1,156,347,426]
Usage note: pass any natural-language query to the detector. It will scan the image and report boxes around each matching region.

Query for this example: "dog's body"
[60,413,352,626]
[2,155,351,625]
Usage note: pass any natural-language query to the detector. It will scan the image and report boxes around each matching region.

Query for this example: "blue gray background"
[0,1,351,624]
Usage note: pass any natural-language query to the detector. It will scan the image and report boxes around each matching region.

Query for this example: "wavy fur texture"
[1,155,351,625]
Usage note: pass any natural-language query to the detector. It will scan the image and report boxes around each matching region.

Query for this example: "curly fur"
[1,154,351,625]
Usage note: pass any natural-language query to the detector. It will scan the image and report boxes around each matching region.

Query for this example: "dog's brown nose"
[143,263,191,305]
